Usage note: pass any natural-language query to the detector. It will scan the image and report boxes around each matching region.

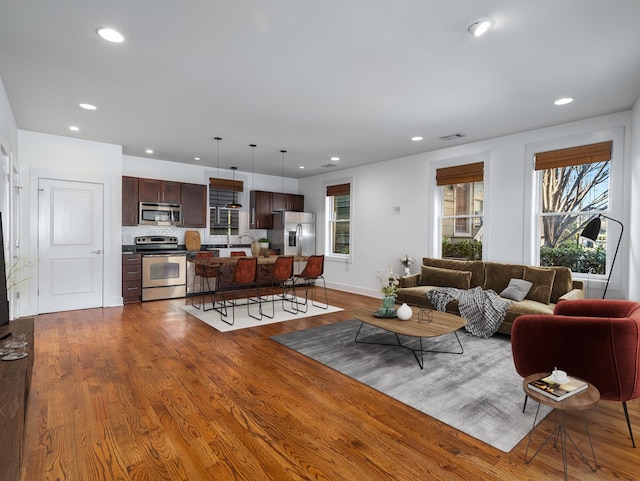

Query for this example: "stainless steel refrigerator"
[269,211,316,256]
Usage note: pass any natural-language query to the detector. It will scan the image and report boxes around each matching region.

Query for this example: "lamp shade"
[580,216,601,242]
[225,167,242,209]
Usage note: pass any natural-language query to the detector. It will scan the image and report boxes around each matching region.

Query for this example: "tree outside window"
[536,141,612,274]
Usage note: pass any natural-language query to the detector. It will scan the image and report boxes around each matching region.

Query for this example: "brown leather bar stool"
[292,254,328,313]
[216,257,261,325]
[260,256,296,318]
[230,251,246,257]
[191,252,217,311]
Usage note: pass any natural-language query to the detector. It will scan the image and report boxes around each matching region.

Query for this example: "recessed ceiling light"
[145,149,154,154]
[411,136,423,141]
[330,156,340,161]
[69,125,79,132]
[554,97,574,105]
[467,17,495,37]
[194,157,200,161]
[79,103,97,110]
[299,166,305,169]
[97,27,124,43]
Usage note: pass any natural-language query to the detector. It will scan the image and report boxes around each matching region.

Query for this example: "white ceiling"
[1,0,640,178]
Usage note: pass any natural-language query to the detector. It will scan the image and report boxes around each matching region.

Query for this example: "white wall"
[18,131,123,315]
[629,98,640,298]
[300,111,636,300]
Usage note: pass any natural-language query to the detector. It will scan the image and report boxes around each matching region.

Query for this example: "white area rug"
[180,297,343,332]
[272,320,552,452]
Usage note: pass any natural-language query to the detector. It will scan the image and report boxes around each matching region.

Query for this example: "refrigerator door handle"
[296,223,303,256]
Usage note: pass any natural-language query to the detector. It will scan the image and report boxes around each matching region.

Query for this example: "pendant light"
[214,137,222,224]
[225,167,242,209]
[280,149,287,193]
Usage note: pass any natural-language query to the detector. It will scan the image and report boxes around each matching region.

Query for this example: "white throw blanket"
[427,286,511,338]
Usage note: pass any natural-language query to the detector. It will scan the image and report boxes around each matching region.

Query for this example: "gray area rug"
[271,320,552,452]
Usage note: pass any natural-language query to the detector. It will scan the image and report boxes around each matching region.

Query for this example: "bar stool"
[191,252,217,311]
[216,257,261,325]
[260,256,297,318]
[230,251,246,257]
[292,254,328,313]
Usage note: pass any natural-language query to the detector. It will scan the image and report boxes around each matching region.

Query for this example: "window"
[209,177,243,236]
[535,141,612,274]
[437,162,483,260]
[326,182,351,256]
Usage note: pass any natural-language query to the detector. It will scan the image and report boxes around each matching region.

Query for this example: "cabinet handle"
[127,271,139,275]
[127,287,139,291]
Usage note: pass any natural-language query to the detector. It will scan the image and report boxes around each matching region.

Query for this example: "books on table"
[528,374,588,401]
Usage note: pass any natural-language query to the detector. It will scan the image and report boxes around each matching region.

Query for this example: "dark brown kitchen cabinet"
[273,192,304,212]
[181,182,207,227]
[250,190,273,229]
[122,176,139,226]
[122,253,141,303]
[138,178,182,204]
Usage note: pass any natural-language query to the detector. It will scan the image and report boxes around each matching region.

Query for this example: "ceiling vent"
[439,133,466,141]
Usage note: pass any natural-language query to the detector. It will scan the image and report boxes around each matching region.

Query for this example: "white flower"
[400,254,416,267]
[376,267,399,297]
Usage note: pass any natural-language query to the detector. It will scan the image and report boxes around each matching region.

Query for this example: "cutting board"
[185,230,201,251]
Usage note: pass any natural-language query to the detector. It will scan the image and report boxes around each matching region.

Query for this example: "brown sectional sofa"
[396,257,585,335]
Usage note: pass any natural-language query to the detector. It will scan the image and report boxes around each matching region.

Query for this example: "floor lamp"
[580,214,624,299]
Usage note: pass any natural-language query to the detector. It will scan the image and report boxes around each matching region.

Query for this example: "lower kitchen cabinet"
[122,253,141,303]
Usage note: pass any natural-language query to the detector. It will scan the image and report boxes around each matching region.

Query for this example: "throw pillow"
[523,266,556,304]
[499,278,533,302]
[419,265,472,289]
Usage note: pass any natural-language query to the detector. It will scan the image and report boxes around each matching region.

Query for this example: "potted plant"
[258,237,269,249]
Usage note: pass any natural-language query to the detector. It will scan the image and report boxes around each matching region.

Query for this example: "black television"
[0,212,9,326]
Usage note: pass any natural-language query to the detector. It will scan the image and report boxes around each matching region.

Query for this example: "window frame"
[324,177,353,263]
[525,127,625,289]
[432,154,487,259]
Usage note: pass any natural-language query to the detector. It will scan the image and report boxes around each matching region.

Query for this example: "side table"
[522,372,599,481]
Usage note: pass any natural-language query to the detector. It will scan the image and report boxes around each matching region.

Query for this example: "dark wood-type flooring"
[22,289,640,480]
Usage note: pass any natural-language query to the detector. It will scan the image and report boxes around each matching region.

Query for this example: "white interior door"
[38,178,104,313]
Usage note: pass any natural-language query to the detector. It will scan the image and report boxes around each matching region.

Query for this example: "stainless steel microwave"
[139,202,182,226]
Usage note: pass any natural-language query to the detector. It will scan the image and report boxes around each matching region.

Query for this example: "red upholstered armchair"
[511,299,640,447]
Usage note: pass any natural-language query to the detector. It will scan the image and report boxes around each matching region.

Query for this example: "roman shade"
[534,140,612,170]
[326,183,350,196]
[436,162,484,186]
[209,177,243,192]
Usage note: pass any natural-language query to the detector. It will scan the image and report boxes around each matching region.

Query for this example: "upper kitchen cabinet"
[250,190,273,229]
[138,178,182,204]
[272,192,304,212]
[181,182,207,227]
[122,176,139,226]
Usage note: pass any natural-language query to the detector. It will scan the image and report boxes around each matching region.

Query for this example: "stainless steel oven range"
[135,236,187,301]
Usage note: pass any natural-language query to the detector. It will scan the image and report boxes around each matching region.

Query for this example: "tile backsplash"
[122,226,247,247]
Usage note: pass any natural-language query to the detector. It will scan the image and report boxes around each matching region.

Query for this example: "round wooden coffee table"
[523,372,599,481]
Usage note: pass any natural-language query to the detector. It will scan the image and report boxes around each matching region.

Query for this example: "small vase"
[397,303,413,321]
[381,295,396,316]
[404,267,411,276]
[250,240,261,257]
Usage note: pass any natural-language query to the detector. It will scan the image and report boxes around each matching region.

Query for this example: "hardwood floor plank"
[21,289,640,480]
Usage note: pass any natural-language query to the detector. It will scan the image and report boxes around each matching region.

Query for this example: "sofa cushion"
[419,265,471,289]
[422,258,485,288]
[523,266,556,304]
[500,278,533,301]
[483,262,525,293]
[548,266,573,304]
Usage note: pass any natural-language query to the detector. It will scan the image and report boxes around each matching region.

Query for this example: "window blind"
[436,162,484,186]
[534,140,612,171]
[326,183,350,196]
[209,177,244,192]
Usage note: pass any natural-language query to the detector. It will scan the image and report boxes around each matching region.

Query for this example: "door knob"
[92,249,102,254]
